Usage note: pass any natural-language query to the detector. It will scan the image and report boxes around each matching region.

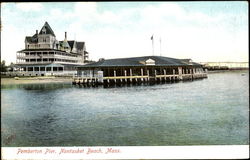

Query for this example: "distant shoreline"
[207,69,249,73]
[1,77,72,85]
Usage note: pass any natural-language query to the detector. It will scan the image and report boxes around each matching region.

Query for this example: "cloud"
[1,24,24,64]
[141,3,184,19]
[1,2,248,64]
[98,11,120,24]
[16,2,43,12]
[73,2,98,23]
[74,2,97,14]
[50,8,62,17]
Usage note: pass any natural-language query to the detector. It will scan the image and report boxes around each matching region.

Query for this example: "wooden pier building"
[73,56,207,85]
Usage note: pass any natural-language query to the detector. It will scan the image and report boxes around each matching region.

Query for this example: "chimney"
[65,32,67,39]
[36,30,38,35]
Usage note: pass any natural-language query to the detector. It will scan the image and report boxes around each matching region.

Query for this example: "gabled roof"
[39,22,55,36]
[59,40,70,49]
[59,40,84,51]
[25,33,38,43]
[68,40,75,49]
[76,42,85,50]
[79,56,202,68]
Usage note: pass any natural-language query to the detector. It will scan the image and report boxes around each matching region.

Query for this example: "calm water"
[1,71,249,146]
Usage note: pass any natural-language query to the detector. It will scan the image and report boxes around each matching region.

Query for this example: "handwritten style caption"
[17,147,121,155]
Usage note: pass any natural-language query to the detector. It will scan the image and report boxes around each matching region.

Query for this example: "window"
[40,67,45,71]
[42,28,46,34]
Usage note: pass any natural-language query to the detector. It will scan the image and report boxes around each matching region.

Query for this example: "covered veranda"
[16,63,64,76]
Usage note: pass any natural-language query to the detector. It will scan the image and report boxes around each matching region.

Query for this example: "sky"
[1,2,248,65]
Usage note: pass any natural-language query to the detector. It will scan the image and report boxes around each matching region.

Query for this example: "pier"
[72,72,207,85]
[72,56,207,85]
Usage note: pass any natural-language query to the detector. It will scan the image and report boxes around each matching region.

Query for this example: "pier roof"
[79,56,202,68]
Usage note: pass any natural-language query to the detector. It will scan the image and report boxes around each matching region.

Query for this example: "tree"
[8,62,15,72]
[0,60,7,72]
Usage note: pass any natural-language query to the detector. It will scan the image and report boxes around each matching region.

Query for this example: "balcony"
[17,54,79,61]
[16,60,84,65]
[17,55,55,59]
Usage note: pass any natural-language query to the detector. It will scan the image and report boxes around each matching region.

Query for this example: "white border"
[1,145,249,159]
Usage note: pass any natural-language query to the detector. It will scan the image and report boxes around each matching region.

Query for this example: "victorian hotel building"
[16,22,89,76]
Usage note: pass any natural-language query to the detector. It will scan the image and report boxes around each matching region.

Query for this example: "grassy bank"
[1,76,73,85]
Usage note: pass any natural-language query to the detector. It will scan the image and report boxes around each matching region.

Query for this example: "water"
[1,71,249,146]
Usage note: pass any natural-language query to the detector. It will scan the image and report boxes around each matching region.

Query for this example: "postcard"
[1,2,249,159]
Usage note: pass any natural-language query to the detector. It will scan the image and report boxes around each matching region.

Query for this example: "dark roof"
[180,59,191,62]
[79,56,202,68]
[39,22,55,36]
[68,41,75,49]
[25,33,38,43]
[76,42,85,50]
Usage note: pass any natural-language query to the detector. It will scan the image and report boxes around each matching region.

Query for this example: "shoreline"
[207,69,249,73]
[1,69,248,85]
[1,77,73,85]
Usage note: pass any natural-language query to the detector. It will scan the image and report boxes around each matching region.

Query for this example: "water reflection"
[1,83,72,90]
[1,71,249,146]
[1,78,205,90]
[73,80,182,89]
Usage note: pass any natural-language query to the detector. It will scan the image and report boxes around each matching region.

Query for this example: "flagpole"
[152,38,154,56]
[160,37,161,56]
[151,35,154,56]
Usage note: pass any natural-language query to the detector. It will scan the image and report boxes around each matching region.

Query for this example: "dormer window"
[181,59,193,65]
[145,58,155,65]
[42,27,46,34]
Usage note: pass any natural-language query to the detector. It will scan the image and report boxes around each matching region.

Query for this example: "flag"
[151,35,154,40]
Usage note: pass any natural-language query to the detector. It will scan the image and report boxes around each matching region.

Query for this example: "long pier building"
[16,22,89,76]
[73,56,207,85]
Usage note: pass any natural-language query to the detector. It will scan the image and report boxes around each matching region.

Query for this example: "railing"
[54,55,79,60]
[74,73,207,80]
[16,61,54,64]
[17,53,79,58]
[155,75,179,78]
[103,75,149,79]
[17,55,55,58]
[16,61,83,65]
[17,55,79,60]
